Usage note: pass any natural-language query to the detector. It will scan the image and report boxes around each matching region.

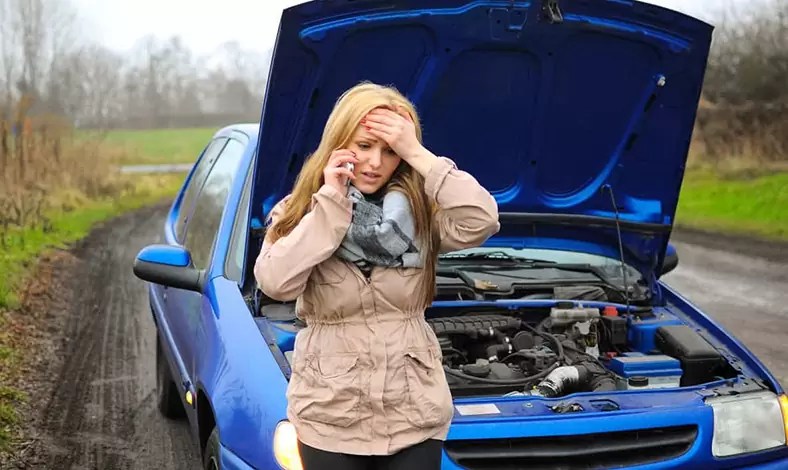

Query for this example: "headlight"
[273,421,303,470]
[707,391,787,457]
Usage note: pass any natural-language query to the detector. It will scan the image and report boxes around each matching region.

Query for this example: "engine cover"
[427,315,521,338]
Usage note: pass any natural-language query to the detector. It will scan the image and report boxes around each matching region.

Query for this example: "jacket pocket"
[403,349,453,429]
[290,353,363,428]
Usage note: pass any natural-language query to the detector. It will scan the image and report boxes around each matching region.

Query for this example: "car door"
[152,137,227,378]
[165,136,248,394]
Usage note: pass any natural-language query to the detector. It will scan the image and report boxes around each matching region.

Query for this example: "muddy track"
[2,203,199,469]
[2,203,787,470]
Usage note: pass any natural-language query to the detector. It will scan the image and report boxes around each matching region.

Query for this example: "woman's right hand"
[323,149,358,195]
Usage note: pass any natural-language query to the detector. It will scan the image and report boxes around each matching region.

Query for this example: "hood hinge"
[542,0,564,23]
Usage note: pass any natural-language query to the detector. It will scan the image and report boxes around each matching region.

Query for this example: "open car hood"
[252,0,713,279]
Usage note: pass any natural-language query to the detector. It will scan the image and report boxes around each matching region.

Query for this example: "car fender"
[660,281,784,394]
[195,276,289,469]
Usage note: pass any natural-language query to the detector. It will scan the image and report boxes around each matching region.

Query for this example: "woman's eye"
[357,142,370,150]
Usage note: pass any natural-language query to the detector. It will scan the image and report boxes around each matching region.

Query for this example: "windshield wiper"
[439,251,556,265]
[530,263,626,291]
[437,262,631,294]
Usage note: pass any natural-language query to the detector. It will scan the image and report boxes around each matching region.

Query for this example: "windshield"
[439,247,643,284]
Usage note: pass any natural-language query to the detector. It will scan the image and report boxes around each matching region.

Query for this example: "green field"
[102,127,217,164]
[676,170,787,241]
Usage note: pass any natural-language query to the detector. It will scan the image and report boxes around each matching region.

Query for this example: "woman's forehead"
[352,125,378,141]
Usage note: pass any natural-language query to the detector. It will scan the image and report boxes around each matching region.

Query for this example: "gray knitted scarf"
[335,185,423,271]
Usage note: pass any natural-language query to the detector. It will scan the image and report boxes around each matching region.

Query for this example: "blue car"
[132,1,788,469]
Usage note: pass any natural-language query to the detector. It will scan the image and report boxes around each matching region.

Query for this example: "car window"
[183,138,246,269]
[225,163,254,284]
[175,137,228,241]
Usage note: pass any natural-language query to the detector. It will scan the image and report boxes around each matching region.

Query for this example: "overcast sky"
[72,0,737,56]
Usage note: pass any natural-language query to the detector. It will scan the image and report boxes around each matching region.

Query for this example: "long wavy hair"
[267,82,440,307]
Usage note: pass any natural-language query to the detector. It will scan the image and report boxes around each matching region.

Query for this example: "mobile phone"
[343,162,354,186]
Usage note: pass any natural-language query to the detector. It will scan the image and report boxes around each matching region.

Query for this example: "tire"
[203,427,221,470]
[156,335,186,419]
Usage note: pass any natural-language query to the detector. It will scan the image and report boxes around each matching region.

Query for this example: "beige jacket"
[254,157,500,455]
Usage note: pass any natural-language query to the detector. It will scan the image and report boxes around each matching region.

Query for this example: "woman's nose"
[367,149,382,169]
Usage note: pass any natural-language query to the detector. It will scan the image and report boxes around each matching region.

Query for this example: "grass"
[0,173,184,450]
[98,127,217,165]
[676,169,788,241]
[0,174,184,310]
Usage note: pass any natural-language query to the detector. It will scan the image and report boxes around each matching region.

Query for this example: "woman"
[254,82,499,469]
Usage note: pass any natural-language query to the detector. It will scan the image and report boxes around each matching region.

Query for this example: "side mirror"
[661,243,679,276]
[133,244,203,292]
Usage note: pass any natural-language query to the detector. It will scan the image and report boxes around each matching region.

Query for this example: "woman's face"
[346,119,402,194]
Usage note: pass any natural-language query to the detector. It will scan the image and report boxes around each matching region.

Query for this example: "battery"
[607,353,683,389]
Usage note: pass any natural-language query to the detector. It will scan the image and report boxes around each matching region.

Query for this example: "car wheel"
[156,336,185,419]
[204,427,221,470]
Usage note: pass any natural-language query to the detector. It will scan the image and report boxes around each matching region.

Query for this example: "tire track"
[4,203,198,470]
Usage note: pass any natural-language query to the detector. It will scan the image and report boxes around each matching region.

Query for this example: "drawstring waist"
[302,310,424,326]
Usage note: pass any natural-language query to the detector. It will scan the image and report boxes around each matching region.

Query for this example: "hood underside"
[253,0,713,276]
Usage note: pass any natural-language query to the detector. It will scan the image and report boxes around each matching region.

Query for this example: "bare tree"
[0,0,22,108]
[0,0,270,130]
[0,0,81,116]
[704,0,788,104]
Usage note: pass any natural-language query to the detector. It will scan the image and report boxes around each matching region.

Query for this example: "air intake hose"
[531,361,616,397]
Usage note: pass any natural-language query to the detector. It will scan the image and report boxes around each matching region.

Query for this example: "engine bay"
[425,303,737,398]
[261,301,739,399]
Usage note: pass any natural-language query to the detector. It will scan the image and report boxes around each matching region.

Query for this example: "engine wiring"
[443,362,558,385]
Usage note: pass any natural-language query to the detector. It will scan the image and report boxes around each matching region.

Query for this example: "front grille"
[444,425,698,469]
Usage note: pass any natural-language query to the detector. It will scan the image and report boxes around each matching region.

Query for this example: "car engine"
[425,303,730,398]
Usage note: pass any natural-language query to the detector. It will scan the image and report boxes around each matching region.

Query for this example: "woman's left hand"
[362,108,434,172]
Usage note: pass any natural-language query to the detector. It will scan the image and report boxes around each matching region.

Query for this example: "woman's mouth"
[360,171,382,182]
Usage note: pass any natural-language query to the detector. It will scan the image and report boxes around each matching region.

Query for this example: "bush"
[0,97,131,248]
[690,0,788,169]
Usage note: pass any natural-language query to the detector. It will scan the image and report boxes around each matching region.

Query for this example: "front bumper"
[439,457,788,469]
[439,395,788,470]
[438,440,788,469]
[219,436,788,470]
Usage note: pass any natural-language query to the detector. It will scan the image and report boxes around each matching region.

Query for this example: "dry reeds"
[0,96,130,248]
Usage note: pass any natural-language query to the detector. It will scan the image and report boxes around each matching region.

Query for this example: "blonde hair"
[267,82,439,307]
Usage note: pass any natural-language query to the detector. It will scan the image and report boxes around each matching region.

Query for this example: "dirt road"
[3,204,786,469]
[2,203,199,469]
